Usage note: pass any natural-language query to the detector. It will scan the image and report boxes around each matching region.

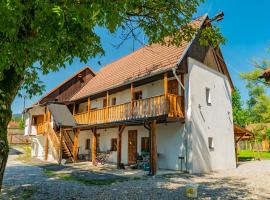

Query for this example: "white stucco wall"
[186,57,236,173]
[77,123,185,170]
[30,135,54,161]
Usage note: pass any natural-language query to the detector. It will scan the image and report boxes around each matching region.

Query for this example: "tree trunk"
[0,120,10,192]
[0,67,23,191]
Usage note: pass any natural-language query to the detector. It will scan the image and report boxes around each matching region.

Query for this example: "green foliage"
[0,0,224,99]
[232,88,249,127]
[18,119,25,129]
[240,70,270,123]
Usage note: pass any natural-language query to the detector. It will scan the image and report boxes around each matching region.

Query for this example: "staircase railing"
[62,129,74,160]
[46,123,60,159]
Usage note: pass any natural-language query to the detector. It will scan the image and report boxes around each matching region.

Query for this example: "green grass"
[43,169,128,186]
[238,150,270,160]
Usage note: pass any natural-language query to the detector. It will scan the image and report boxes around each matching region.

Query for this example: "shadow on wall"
[2,163,266,199]
[9,148,23,155]
[190,108,212,173]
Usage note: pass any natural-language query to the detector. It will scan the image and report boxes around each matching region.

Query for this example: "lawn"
[238,150,270,160]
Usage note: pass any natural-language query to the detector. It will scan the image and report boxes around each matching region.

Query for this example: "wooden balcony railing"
[74,94,184,125]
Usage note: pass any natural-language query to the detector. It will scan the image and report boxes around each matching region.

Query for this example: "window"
[206,87,211,105]
[111,138,117,151]
[111,97,116,106]
[134,91,142,100]
[85,139,91,150]
[141,137,150,153]
[168,79,179,95]
[103,98,107,108]
[208,137,214,150]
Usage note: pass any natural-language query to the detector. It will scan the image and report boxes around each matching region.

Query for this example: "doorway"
[128,130,137,164]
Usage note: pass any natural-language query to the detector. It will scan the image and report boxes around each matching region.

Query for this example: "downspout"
[172,67,190,173]
[172,68,185,91]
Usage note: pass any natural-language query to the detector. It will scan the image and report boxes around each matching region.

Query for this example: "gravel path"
[1,146,270,199]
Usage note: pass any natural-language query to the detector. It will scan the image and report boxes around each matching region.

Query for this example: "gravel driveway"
[1,146,270,199]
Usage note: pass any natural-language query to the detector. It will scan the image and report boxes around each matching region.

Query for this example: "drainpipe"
[143,120,152,176]
[172,67,185,91]
[172,67,189,173]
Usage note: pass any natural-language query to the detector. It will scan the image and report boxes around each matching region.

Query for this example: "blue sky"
[12,0,270,114]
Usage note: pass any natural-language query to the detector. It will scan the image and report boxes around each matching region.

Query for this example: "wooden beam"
[151,120,157,175]
[44,133,49,160]
[72,128,80,163]
[117,125,126,168]
[91,128,97,166]
[87,97,91,123]
[72,103,76,116]
[58,128,63,164]
[180,73,185,115]
[130,83,134,116]
[106,91,109,121]
[164,72,168,97]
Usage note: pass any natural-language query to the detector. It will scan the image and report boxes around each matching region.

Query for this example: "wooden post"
[58,128,63,164]
[117,125,125,168]
[180,73,185,114]
[44,133,49,160]
[72,103,76,116]
[91,128,97,166]
[164,73,168,113]
[151,120,157,175]
[106,91,109,121]
[130,83,134,116]
[235,136,238,164]
[87,97,91,123]
[164,73,168,97]
[72,128,80,163]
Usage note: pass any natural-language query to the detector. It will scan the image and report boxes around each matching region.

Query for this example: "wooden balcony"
[74,94,184,125]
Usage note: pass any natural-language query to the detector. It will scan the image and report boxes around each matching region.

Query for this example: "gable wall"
[40,69,94,103]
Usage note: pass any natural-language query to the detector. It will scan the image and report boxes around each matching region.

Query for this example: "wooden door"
[128,130,137,164]
[37,115,44,125]
[168,79,178,95]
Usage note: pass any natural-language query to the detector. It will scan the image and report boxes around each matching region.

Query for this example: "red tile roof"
[71,15,207,101]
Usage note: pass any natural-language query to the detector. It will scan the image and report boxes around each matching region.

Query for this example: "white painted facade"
[25,57,236,173]
[185,58,236,173]
[77,122,186,170]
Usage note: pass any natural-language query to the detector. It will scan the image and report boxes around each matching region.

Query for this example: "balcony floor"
[75,114,185,130]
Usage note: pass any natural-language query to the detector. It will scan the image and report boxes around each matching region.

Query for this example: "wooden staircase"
[46,123,75,163]
[61,129,74,162]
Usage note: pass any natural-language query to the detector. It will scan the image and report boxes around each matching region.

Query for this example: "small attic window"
[206,87,211,105]
[208,137,214,151]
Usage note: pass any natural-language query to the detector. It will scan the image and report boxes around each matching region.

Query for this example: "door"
[128,130,137,164]
[168,79,178,95]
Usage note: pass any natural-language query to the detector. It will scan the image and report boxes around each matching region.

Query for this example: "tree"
[0,1,224,190]
[241,70,270,123]
[232,88,249,127]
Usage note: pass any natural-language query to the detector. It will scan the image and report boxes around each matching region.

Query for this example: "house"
[24,14,236,174]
